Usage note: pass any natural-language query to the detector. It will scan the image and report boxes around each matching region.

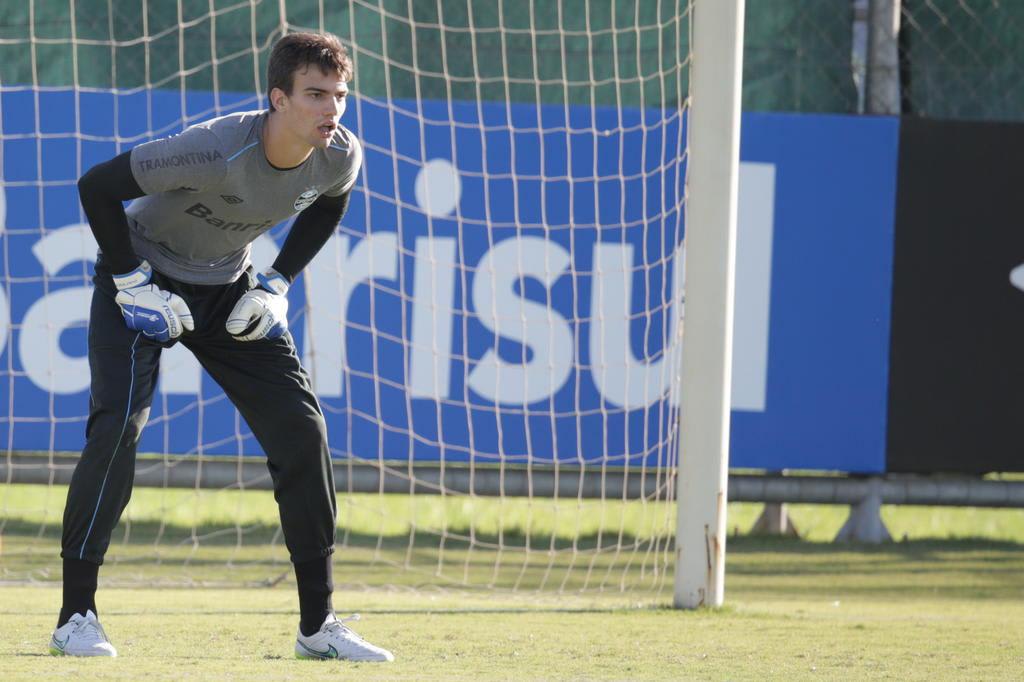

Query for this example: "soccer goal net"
[0,0,694,600]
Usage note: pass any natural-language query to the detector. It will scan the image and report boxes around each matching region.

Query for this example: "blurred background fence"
[899,0,1024,120]
[5,1,1022,120]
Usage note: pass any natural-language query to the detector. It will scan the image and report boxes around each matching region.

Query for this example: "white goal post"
[675,0,745,609]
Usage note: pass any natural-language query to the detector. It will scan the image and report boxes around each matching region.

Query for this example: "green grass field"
[2,483,1023,679]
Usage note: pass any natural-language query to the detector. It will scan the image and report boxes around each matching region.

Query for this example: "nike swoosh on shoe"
[298,641,339,659]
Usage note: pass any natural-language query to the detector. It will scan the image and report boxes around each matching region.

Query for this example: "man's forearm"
[78,150,146,274]
[271,191,350,283]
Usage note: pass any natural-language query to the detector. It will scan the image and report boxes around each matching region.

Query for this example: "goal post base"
[750,503,800,538]
[834,476,892,543]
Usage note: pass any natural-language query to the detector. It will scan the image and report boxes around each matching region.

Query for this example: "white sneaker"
[49,610,117,657]
[295,613,394,662]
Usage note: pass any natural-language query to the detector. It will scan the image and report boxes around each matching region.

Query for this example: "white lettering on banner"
[31,223,96,274]
[21,225,97,394]
[158,342,202,394]
[1009,263,1024,292]
[20,288,93,394]
[20,225,283,395]
[731,162,775,412]
[303,233,399,397]
[11,160,774,411]
[414,159,461,218]
[590,243,685,410]
[409,237,457,399]
[467,237,573,405]
[587,161,775,411]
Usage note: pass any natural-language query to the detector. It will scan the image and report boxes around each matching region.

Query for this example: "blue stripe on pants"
[78,332,141,559]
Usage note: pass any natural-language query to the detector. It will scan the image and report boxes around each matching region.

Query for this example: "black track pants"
[61,263,337,565]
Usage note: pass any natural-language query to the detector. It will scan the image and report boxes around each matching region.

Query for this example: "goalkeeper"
[48,31,393,663]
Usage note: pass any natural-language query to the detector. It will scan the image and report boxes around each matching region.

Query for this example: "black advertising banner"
[887,117,1024,473]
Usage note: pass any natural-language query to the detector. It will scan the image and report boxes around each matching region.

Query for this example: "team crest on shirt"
[294,188,320,210]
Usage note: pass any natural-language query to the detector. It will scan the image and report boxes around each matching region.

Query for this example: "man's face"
[272,65,349,149]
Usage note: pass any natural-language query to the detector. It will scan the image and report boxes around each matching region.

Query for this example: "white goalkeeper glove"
[225,268,289,341]
[112,260,195,343]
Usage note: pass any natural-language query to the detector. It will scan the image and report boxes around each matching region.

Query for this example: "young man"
[49,32,393,663]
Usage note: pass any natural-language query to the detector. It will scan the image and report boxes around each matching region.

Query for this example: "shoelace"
[72,617,109,646]
[325,614,366,642]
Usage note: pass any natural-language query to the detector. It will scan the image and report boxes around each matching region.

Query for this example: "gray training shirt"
[126,110,362,284]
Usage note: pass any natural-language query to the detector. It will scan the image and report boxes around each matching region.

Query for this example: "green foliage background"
[0,1,856,112]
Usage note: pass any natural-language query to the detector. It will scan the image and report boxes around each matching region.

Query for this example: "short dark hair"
[267,32,353,111]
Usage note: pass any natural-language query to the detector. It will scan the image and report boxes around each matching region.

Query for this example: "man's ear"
[270,87,288,112]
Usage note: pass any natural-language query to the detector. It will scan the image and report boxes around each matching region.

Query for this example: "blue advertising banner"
[0,90,898,472]
[732,114,899,473]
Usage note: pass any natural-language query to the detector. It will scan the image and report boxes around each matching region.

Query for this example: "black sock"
[58,557,99,627]
[295,555,333,637]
